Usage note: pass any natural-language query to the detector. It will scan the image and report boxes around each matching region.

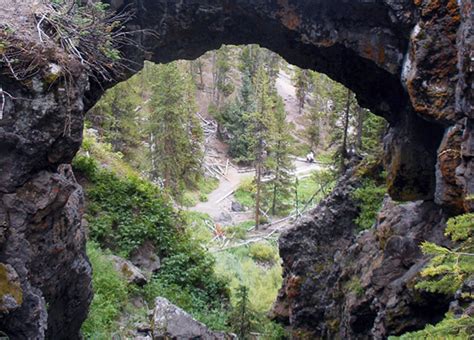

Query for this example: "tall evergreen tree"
[264,97,295,216]
[249,66,274,228]
[293,68,311,114]
[229,285,255,340]
[148,62,204,198]
[212,45,234,107]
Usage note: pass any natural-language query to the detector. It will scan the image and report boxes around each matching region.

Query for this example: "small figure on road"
[306,151,315,163]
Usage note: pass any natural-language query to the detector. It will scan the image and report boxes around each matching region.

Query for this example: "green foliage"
[79,130,138,178]
[235,177,256,208]
[87,78,143,162]
[179,192,198,207]
[182,211,214,244]
[415,213,473,295]
[82,243,128,339]
[143,277,230,331]
[263,96,296,216]
[226,221,254,240]
[73,155,177,258]
[344,277,364,297]
[148,62,204,198]
[391,313,474,340]
[214,45,235,100]
[352,179,387,231]
[248,242,279,264]
[214,244,287,339]
[446,213,474,241]
[215,245,282,313]
[394,213,473,339]
[293,69,311,114]
[229,285,255,339]
[181,176,219,207]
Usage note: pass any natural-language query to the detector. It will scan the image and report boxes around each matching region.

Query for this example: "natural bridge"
[0,0,471,338]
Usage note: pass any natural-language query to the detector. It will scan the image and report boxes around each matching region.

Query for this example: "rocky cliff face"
[272,172,452,338]
[0,0,471,338]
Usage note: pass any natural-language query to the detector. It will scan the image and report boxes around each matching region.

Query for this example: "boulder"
[215,211,233,226]
[130,241,161,275]
[109,255,147,286]
[231,201,244,212]
[152,297,236,339]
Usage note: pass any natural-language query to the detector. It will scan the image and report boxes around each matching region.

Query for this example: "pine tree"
[293,68,311,114]
[304,101,323,152]
[148,62,204,198]
[249,65,274,228]
[87,79,141,158]
[213,45,234,107]
[264,97,295,216]
[230,285,255,340]
[216,72,255,162]
[416,213,474,295]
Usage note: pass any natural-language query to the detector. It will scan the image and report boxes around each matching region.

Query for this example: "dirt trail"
[191,69,324,221]
[190,159,323,220]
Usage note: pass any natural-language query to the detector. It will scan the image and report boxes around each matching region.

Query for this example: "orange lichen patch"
[316,39,336,48]
[421,0,442,16]
[361,40,387,66]
[286,275,303,299]
[363,42,375,61]
[446,0,461,24]
[0,263,23,312]
[378,46,386,65]
[413,0,423,6]
[277,0,301,30]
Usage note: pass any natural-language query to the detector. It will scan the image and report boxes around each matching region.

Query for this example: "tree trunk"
[255,163,261,230]
[272,172,279,216]
[341,88,351,172]
[356,107,364,152]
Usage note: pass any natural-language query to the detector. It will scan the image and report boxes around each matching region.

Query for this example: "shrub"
[249,242,278,264]
[82,243,128,338]
[235,178,256,208]
[394,213,474,339]
[391,313,474,340]
[352,179,386,231]
[143,277,230,332]
[415,213,474,295]
[73,155,178,258]
[226,221,254,240]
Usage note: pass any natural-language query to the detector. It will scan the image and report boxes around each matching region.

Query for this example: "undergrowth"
[81,243,128,339]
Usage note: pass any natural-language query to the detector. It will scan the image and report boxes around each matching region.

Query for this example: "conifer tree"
[249,66,274,228]
[230,285,255,340]
[148,62,204,198]
[213,45,234,107]
[293,68,311,114]
[264,97,295,216]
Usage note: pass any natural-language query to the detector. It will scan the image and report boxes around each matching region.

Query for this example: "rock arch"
[0,0,471,338]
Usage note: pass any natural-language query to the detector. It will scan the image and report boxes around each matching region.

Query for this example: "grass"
[234,177,256,208]
[225,220,255,240]
[315,151,336,165]
[214,242,282,313]
[181,176,220,207]
[81,130,139,179]
[82,243,129,339]
[249,242,279,264]
[182,211,214,244]
[234,170,335,217]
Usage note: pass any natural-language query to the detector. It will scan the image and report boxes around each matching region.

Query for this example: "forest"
[74,44,473,339]
[0,1,471,339]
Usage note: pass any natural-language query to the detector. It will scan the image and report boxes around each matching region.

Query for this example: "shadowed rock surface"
[152,297,236,339]
[272,174,452,338]
[0,0,471,338]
